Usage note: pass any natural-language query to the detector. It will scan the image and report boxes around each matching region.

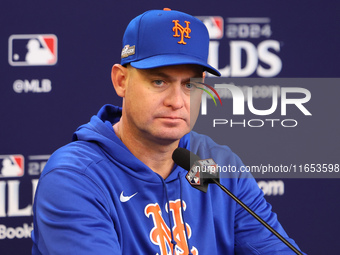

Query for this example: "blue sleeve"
[32,169,121,255]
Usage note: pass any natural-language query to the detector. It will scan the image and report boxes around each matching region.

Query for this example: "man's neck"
[113,121,179,179]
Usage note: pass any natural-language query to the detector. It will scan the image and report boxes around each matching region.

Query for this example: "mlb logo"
[8,34,58,66]
[0,155,25,178]
[186,164,201,185]
[196,16,224,39]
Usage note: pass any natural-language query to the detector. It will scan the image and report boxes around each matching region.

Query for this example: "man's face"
[121,64,204,144]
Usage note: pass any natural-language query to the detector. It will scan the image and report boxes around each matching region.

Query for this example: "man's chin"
[151,130,189,145]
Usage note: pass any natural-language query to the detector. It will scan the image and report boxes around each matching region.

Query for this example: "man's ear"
[111,64,128,97]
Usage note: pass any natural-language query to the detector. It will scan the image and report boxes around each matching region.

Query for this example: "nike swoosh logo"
[120,191,138,202]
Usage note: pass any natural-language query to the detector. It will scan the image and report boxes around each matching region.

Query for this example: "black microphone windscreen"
[172,148,201,171]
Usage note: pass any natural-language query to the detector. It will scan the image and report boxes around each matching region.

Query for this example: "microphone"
[172,147,303,255]
[173,147,219,192]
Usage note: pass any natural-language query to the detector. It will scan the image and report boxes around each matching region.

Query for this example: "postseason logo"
[0,154,48,219]
[8,34,58,66]
[0,155,24,178]
[197,16,282,77]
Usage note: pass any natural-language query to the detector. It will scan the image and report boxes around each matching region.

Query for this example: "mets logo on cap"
[172,20,191,44]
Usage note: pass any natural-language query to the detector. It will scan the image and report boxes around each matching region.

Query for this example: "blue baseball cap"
[120,8,221,76]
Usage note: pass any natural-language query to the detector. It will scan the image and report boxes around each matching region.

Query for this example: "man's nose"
[164,84,185,109]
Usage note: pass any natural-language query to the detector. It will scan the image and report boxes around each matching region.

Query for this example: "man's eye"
[153,80,165,86]
[185,83,195,89]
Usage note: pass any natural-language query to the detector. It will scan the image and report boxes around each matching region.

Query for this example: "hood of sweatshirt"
[72,104,191,184]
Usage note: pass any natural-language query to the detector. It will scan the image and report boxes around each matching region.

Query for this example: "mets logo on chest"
[145,199,198,255]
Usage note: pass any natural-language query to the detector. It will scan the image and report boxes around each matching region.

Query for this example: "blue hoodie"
[32,104,303,254]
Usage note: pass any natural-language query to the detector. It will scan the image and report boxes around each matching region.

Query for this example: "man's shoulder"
[41,140,105,177]
[189,131,246,175]
[190,131,234,156]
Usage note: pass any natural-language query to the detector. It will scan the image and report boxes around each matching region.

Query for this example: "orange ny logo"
[172,20,191,45]
[145,199,198,255]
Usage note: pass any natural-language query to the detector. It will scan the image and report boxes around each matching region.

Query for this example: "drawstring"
[161,178,177,255]
[159,173,193,255]
[178,173,193,255]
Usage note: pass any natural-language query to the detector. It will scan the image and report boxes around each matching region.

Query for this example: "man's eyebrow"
[144,70,172,80]
[142,70,203,82]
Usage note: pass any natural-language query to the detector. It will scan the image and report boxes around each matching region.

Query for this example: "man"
[32,9,304,254]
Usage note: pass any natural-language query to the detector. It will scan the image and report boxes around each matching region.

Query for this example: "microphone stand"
[212,179,302,255]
